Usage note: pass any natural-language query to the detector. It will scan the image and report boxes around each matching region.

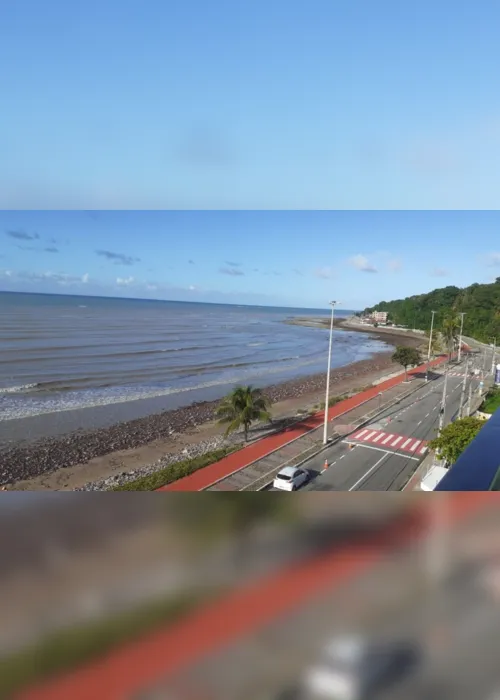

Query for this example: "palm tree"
[216,385,272,442]
[442,315,460,360]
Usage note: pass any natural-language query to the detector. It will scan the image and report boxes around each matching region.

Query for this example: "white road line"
[352,429,368,440]
[346,443,419,460]
[363,430,377,441]
[372,433,385,443]
[391,436,403,447]
[401,438,412,449]
[419,446,428,455]
[349,453,388,491]
[339,455,345,460]
[381,434,394,444]
[425,412,430,418]
[417,420,422,425]
[409,440,421,452]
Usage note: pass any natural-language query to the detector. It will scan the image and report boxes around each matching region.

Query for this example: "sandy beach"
[1,319,428,491]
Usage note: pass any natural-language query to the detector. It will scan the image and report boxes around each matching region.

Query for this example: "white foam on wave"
[0,383,39,395]
[0,354,325,421]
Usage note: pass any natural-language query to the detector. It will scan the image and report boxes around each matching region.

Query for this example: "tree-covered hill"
[362,277,500,343]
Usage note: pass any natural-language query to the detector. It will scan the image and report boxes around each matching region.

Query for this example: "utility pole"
[438,366,449,431]
[491,338,497,375]
[426,310,436,383]
[323,301,339,445]
[459,356,470,419]
[457,312,466,363]
[466,381,473,417]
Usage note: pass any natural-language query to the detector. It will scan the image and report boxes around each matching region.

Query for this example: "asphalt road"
[139,501,500,700]
[275,358,484,492]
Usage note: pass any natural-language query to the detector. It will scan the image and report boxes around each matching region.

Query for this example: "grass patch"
[111,445,240,491]
[319,396,343,410]
[0,589,218,698]
[480,388,500,415]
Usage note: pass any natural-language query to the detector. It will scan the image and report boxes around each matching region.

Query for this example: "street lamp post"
[457,312,466,363]
[466,381,473,417]
[426,310,436,383]
[323,301,339,445]
[459,356,470,419]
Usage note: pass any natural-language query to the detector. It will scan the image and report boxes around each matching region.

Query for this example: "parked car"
[301,634,422,699]
[273,466,310,491]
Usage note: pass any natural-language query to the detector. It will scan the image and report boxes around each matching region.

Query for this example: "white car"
[301,635,422,700]
[273,466,310,491]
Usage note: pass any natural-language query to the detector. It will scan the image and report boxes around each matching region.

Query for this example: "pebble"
[0,352,402,488]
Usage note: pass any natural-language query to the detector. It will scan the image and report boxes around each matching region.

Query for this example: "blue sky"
[2,0,500,209]
[1,211,500,308]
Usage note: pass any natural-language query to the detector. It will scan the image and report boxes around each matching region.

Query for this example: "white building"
[371,311,388,324]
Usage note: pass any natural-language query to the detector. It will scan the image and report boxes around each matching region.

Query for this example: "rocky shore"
[0,351,402,488]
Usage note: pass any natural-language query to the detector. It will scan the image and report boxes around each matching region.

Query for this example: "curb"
[159,355,448,491]
[253,379,432,492]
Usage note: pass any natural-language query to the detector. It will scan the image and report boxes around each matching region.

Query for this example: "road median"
[159,356,448,491]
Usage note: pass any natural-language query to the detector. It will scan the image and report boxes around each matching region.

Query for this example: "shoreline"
[3,351,411,490]
[2,320,429,490]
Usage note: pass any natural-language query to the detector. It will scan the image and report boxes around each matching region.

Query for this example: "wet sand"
[2,322,427,491]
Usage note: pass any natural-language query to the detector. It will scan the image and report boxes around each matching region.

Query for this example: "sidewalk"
[405,375,493,492]
[17,494,491,700]
[160,356,447,491]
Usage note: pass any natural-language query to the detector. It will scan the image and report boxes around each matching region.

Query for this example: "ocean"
[0,292,389,436]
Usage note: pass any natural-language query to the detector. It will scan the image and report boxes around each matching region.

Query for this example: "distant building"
[371,311,388,324]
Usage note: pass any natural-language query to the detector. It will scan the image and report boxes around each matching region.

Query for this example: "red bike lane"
[161,356,448,491]
[16,492,490,700]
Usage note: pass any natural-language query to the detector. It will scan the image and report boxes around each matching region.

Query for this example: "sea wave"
[0,383,39,395]
[0,354,325,421]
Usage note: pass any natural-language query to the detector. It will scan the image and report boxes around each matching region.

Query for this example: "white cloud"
[116,276,135,286]
[348,255,377,273]
[82,273,89,283]
[387,258,402,272]
[314,267,335,279]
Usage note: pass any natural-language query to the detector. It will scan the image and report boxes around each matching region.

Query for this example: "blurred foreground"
[1,493,499,699]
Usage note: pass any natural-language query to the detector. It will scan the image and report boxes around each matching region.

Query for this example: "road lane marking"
[391,436,403,447]
[339,455,345,460]
[417,420,422,425]
[409,440,421,452]
[425,412,430,417]
[382,434,394,444]
[419,446,428,455]
[401,438,412,449]
[363,430,377,441]
[345,443,419,460]
[352,429,368,439]
[349,453,388,491]
[372,433,385,443]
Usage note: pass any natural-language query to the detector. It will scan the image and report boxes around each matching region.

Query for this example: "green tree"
[391,346,422,381]
[429,416,484,465]
[442,314,460,360]
[430,333,443,358]
[216,385,272,442]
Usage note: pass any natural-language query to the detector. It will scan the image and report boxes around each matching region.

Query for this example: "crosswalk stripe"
[401,438,412,449]
[391,436,403,447]
[381,434,394,444]
[419,446,428,455]
[409,440,421,452]
[363,430,377,441]
[372,433,385,443]
[353,429,368,440]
